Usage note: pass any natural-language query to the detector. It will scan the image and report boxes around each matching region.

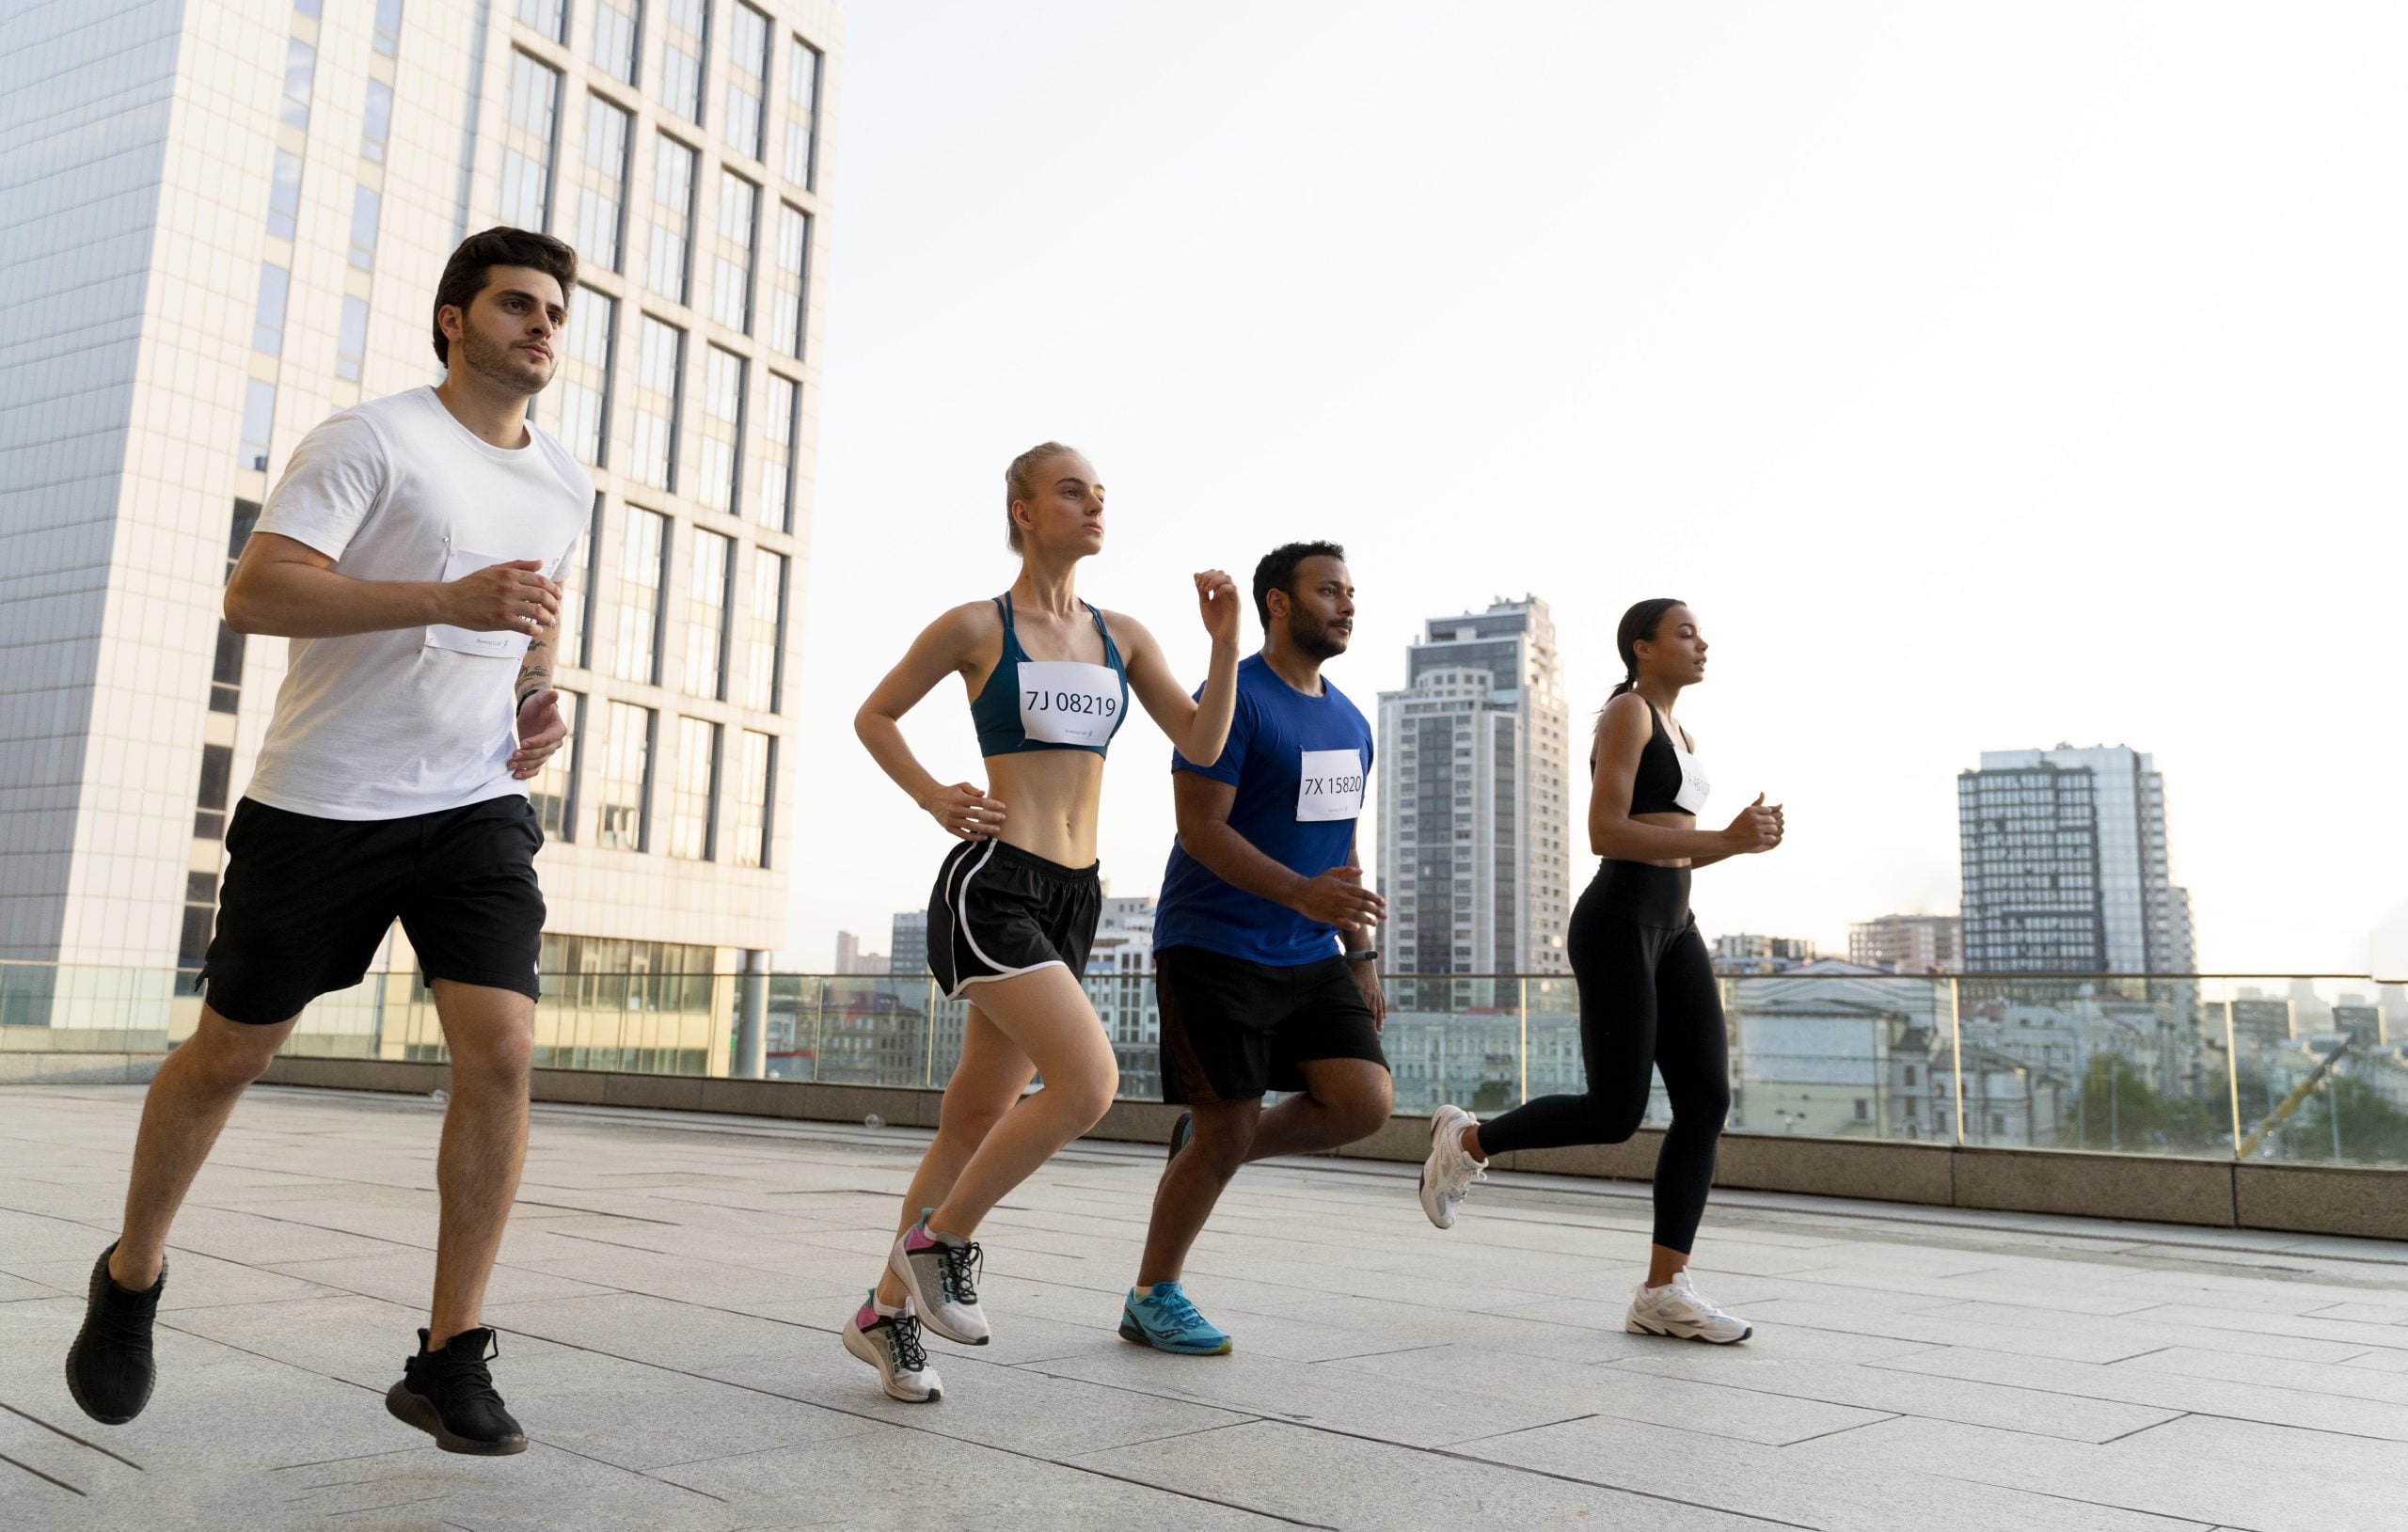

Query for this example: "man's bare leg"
[424,979,534,1350]
[110,1008,299,1288]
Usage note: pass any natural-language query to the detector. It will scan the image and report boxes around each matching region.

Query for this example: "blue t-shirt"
[1153,653,1375,966]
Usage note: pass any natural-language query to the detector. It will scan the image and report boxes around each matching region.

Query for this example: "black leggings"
[1474,861,1729,1254]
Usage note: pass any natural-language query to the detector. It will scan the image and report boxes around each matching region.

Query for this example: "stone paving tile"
[4,1084,2405,1532]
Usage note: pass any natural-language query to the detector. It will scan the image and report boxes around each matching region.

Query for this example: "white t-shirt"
[244,387,593,821]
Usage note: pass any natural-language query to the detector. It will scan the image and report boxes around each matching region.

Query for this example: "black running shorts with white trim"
[1156,945,1389,1105]
[926,839,1103,1000]
[199,796,547,1024]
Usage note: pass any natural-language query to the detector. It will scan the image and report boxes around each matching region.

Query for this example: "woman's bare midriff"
[985,751,1106,868]
[1631,810,1697,869]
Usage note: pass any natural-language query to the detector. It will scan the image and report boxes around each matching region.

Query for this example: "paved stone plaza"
[3,1085,2404,1530]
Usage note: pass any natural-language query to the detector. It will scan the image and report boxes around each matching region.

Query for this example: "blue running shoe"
[1119,1281,1232,1355]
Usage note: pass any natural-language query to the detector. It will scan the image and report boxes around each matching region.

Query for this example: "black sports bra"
[1595,703,1709,817]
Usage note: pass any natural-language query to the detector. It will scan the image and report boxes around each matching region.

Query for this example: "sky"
[784,1,2408,977]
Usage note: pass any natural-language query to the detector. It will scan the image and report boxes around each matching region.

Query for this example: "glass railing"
[7,960,2405,1170]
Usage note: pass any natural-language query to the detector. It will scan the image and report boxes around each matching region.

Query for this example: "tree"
[2285,1074,2408,1165]
[2059,1054,2226,1153]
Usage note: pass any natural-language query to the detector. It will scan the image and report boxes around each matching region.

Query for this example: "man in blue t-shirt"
[1118,542,1392,1355]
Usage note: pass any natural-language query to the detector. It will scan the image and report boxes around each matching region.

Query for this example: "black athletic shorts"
[1156,945,1388,1105]
[927,839,1102,1000]
[199,795,547,1024]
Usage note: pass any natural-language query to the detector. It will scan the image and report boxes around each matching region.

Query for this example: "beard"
[456,324,550,396]
[1289,608,1348,662]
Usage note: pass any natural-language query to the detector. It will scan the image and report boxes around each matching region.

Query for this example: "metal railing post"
[1517,976,1529,1107]
[1948,976,1966,1147]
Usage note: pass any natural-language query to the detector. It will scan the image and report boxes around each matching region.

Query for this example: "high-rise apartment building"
[2,0,839,1020]
[1376,598,1572,975]
[1848,914,1962,973]
[1957,746,2193,973]
[889,909,927,979]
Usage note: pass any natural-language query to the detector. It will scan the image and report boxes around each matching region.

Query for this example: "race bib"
[1296,748,1366,822]
[424,546,533,660]
[1673,748,1710,815]
[1017,660,1121,747]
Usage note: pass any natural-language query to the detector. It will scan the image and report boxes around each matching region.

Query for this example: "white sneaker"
[889,1211,990,1345]
[1626,1271,1751,1344]
[1418,1105,1487,1230]
[842,1294,943,1402]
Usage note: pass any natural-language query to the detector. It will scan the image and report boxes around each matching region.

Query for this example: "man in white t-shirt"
[68,229,593,1457]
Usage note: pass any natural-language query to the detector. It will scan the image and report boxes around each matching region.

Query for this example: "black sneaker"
[1167,1111,1193,1163]
[64,1244,165,1425]
[385,1327,527,1455]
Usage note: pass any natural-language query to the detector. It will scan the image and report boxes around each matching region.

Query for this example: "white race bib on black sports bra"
[1296,748,1367,822]
[1672,744,1710,815]
[1016,660,1120,747]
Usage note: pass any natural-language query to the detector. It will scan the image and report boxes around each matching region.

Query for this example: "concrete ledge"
[2236,1162,2408,1242]
[242,1057,2408,1240]
[0,1052,165,1085]
[1954,1145,2236,1227]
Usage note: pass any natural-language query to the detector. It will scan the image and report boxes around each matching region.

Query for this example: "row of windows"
[530,698,775,866]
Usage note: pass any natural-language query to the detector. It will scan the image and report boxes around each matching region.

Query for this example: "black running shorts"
[926,839,1102,1000]
[199,796,547,1024]
[1155,945,1388,1105]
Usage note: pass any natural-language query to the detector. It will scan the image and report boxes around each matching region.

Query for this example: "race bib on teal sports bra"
[1017,660,1120,747]
[1296,748,1366,822]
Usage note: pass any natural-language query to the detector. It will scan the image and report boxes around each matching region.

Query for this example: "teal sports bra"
[970,592,1131,758]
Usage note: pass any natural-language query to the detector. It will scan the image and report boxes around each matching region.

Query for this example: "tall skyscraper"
[1376,597,1572,975]
[2,0,838,1008]
[889,909,928,978]
[1957,746,2194,973]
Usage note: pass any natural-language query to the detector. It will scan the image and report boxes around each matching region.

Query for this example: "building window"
[695,343,743,514]
[658,0,707,123]
[350,185,383,270]
[628,315,682,489]
[784,37,820,190]
[685,528,732,697]
[553,285,615,466]
[499,52,562,232]
[611,505,669,683]
[252,264,290,355]
[597,702,655,850]
[239,379,277,472]
[756,371,796,532]
[591,0,640,85]
[362,79,393,164]
[516,0,566,43]
[646,134,697,303]
[711,171,757,332]
[283,38,316,130]
[726,5,770,160]
[178,871,219,971]
[372,0,404,56]
[741,547,785,712]
[557,493,602,669]
[667,716,719,860]
[267,150,303,241]
[732,729,772,867]
[210,622,246,714]
[335,296,370,383]
[768,202,809,358]
[577,94,633,272]
[194,743,233,840]
[531,689,583,839]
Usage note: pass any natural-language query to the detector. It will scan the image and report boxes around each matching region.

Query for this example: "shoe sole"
[841,1325,942,1402]
[1118,1314,1232,1356]
[1626,1318,1753,1345]
[64,1252,153,1427]
[887,1240,989,1347]
[384,1381,528,1455]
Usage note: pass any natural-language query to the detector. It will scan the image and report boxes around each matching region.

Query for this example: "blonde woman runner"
[840,443,1240,1401]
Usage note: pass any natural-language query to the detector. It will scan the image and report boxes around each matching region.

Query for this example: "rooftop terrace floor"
[3,1085,2404,1531]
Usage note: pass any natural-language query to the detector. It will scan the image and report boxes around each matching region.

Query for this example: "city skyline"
[784,2,2405,979]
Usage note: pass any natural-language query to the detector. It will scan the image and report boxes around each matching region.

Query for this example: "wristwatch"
[1344,947,1380,964]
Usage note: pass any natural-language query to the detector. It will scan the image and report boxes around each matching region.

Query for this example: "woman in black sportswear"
[1417,598,1782,1344]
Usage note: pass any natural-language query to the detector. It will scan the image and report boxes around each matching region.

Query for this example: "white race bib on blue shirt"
[1296,748,1366,822]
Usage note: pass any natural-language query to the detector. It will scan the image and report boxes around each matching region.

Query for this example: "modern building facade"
[2,0,839,1033]
[1848,913,1963,973]
[1956,746,2194,974]
[1375,597,1573,976]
